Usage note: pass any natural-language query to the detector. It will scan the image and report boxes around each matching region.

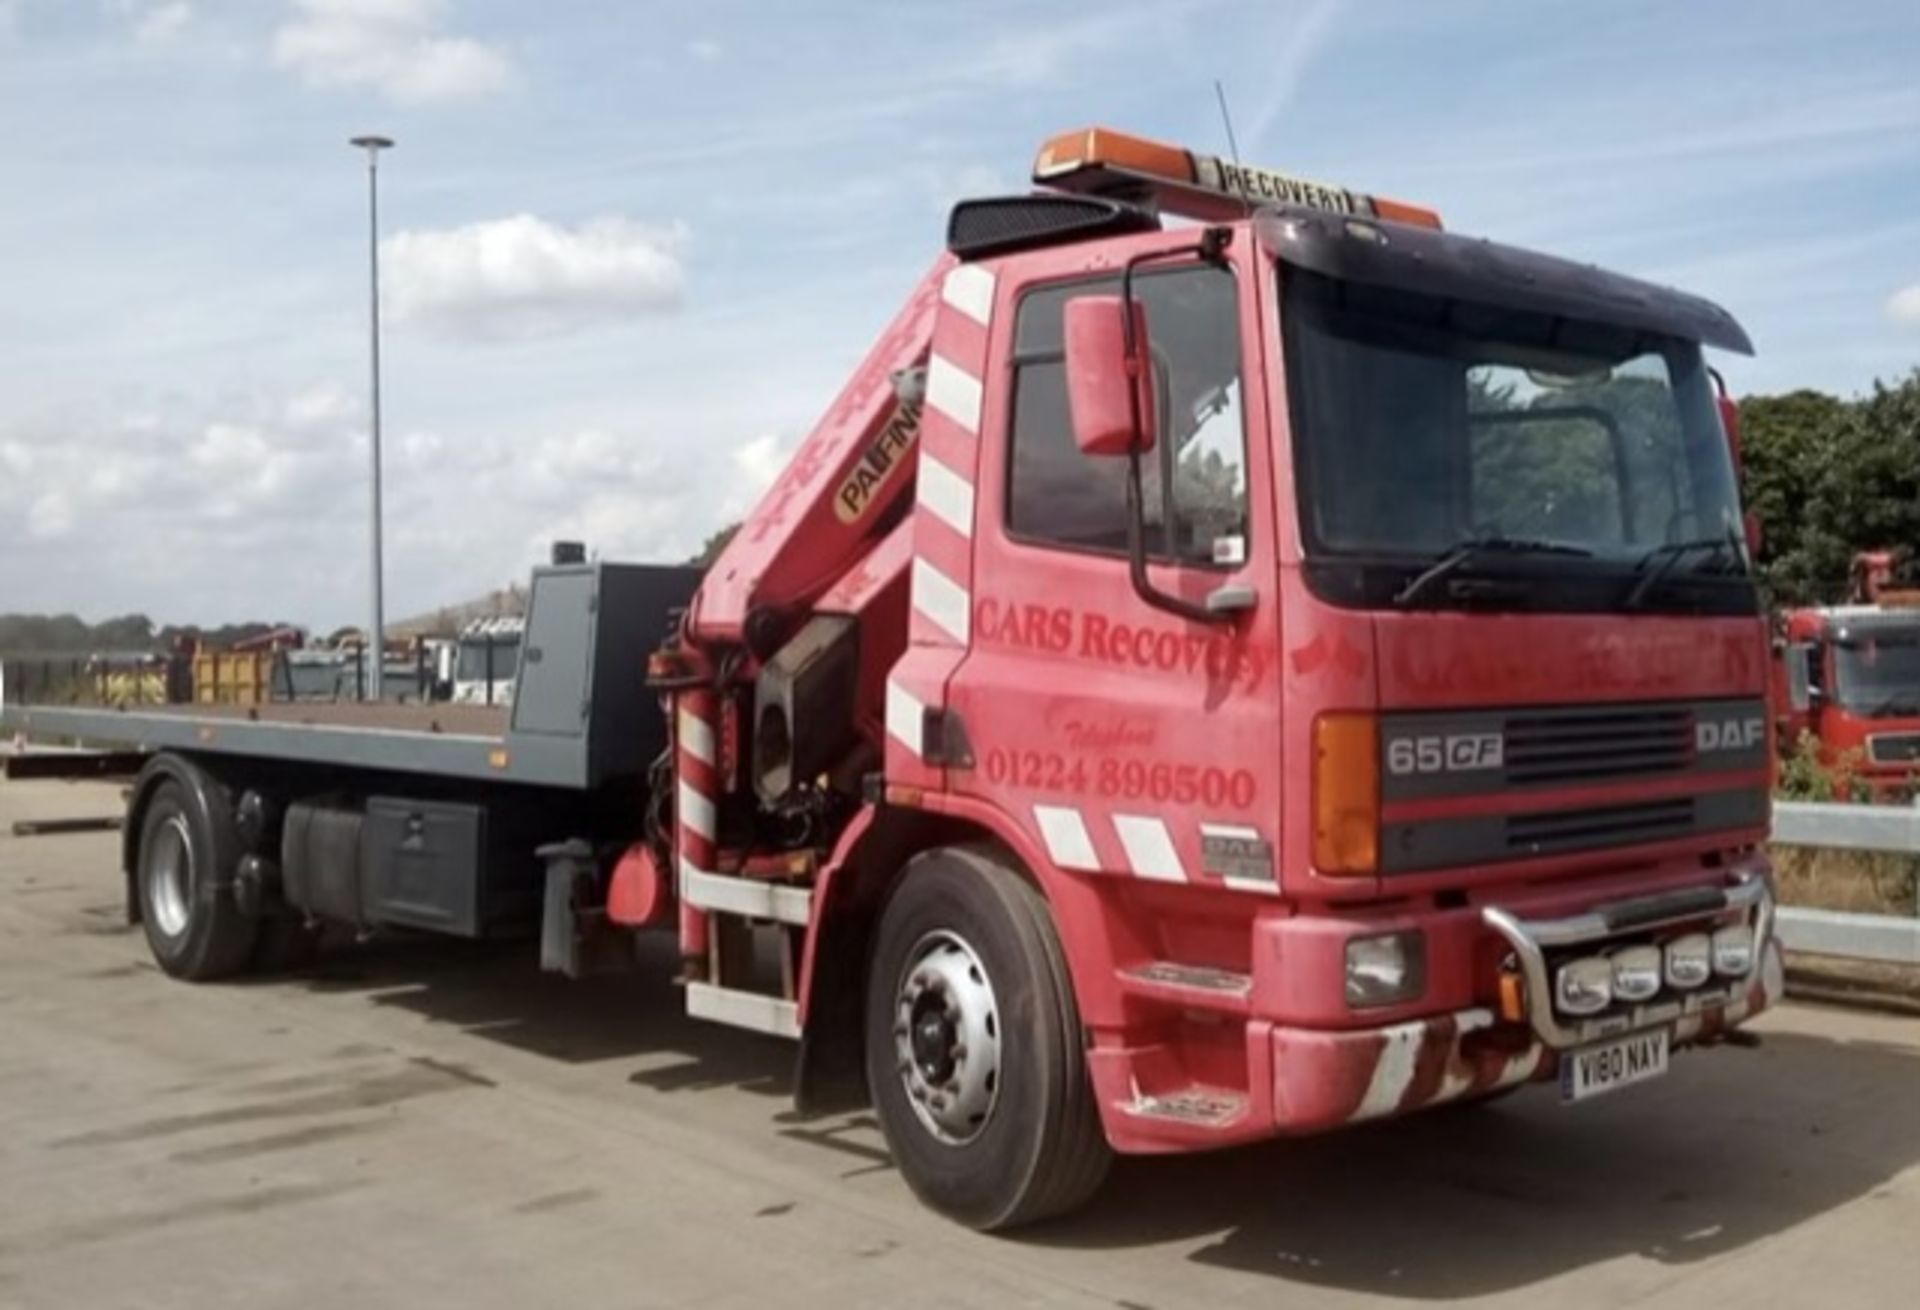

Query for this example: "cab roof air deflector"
[1256,206,1755,356]
[947,194,1160,261]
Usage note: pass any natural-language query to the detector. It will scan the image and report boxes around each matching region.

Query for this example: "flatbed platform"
[0,700,581,788]
[32,700,510,734]
[1,561,702,792]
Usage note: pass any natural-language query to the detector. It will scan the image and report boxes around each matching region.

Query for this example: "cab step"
[685,981,800,1039]
[1117,961,1252,1014]
[1120,1086,1249,1128]
[681,868,812,926]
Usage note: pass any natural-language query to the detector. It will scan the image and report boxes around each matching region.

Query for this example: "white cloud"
[283,381,354,427]
[271,0,515,105]
[730,433,784,487]
[120,0,190,45]
[0,383,370,614]
[1888,284,1920,327]
[0,375,807,625]
[27,490,72,541]
[384,214,687,342]
[1243,0,1342,152]
[688,38,721,62]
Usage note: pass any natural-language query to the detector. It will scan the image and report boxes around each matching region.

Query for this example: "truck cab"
[449,616,524,706]
[1780,598,1920,798]
[665,128,1780,1226]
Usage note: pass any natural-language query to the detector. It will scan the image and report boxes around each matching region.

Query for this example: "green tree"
[1739,371,1920,604]
[1739,388,1853,603]
[689,523,741,569]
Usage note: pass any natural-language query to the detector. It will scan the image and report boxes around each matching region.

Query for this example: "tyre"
[864,845,1111,1230]
[136,774,259,980]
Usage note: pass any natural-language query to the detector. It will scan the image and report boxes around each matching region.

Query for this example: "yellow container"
[192,651,270,705]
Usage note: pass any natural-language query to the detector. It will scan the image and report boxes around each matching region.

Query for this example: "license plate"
[1560,1028,1669,1103]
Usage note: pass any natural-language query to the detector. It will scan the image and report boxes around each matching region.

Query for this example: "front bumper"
[1269,876,1781,1133]
[1482,871,1774,1050]
[1096,868,1785,1150]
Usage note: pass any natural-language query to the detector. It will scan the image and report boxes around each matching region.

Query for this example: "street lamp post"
[349,134,394,701]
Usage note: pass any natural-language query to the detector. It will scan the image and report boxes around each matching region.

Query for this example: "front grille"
[1868,733,1920,766]
[1504,705,1693,786]
[1507,797,1695,855]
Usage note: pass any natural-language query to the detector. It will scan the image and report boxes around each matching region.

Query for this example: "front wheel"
[864,845,1111,1230]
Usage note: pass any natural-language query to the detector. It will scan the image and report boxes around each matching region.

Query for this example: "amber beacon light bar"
[1033,125,1444,230]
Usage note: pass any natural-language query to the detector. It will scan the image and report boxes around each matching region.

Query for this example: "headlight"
[1345,931,1426,1008]
[1554,957,1612,1015]
[1712,924,1755,977]
[1664,934,1713,989]
[1610,946,1662,1003]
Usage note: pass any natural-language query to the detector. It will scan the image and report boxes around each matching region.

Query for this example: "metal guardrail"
[1772,801,1920,855]
[1770,800,1920,966]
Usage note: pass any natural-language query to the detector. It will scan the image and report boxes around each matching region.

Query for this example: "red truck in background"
[1777,550,1920,797]
[1,126,1783,1231]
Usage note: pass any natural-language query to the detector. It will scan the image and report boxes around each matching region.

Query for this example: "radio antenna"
[1213,79,1243,164]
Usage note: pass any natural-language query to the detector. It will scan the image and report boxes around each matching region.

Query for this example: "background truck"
[448,615,525,706]
[1777,550,1920,796]
[1,126,1781,1230]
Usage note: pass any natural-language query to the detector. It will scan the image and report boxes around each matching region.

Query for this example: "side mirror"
[1063,295,1156,458]
[1785,643,1817,714]
[1718,394,1744,477]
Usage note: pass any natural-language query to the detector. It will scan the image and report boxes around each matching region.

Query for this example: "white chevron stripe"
[925,355,982,435]
[1354,1020,1425,1121]
[1033,804,1100,871]
[677,780,716,841]
[911,556,970,644]
[1113,813,1187,882]
[885,679,925,757]
[677,707,715,766]
[917,452,975,538]
[941,263,996,326]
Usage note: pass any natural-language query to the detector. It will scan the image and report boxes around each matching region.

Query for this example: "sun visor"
[1256,207,1754,355]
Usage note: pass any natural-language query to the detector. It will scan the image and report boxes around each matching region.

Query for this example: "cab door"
[947,230,1284,897]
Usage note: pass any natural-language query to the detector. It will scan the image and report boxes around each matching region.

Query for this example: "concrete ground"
[2,774,1917,1310]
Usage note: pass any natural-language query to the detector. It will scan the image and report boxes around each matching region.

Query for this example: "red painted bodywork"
[666,211,1778,1155]
[607,842,671,927]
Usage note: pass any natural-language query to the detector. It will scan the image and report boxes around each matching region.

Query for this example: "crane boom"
[688,255,953,646]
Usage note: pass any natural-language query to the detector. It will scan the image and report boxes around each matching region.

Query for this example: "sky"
[2,0,1918,629]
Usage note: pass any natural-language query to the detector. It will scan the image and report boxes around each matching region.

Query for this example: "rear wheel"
[864,845,1110,1230]
[136,776,258,980]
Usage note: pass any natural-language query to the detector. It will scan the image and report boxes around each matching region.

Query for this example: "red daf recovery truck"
[1775,550,1920,797]
[1,127,1781,1230]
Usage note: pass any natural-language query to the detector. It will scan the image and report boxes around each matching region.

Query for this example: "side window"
[1006,266,1248,566]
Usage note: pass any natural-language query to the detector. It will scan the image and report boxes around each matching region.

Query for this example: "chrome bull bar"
[1482,872,1774,1050]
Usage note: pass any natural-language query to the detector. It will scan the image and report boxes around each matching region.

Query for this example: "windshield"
[456,637,519,683]
[1282,267,1755,614]
[1833,634,1920,716]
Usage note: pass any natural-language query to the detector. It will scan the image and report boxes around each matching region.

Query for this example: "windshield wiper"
[1392,536,1593,607]
[1621,527,1747,611]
